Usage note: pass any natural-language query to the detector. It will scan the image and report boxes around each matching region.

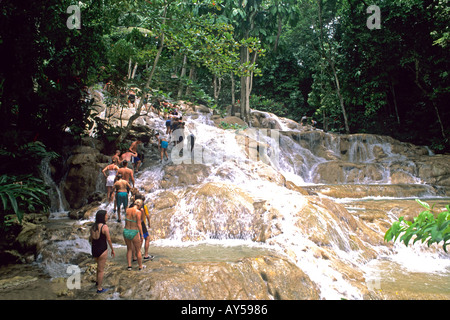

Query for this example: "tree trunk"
[330,62,350,134]
[317,0,349,134]
[213,75,222,106]
[131,62,138,79]
[230,71,236,116]
[177,55,187,99]
[389,77,400,125]
[240,46,251,125]
[185,67,196,96]
[115,2,168,146]
[127,57,132,79]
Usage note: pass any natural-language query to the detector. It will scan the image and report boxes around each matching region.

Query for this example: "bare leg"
[132,235,143,269]
[96,250,108,291]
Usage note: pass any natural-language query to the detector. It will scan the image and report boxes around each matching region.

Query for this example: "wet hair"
[93,210,107,232]
[135,199,143,207]
[129,199,143,208]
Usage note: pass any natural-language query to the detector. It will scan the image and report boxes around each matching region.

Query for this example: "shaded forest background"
[0,0,448,224]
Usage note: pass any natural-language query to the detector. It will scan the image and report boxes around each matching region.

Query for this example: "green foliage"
[0,174,50,228]
[250,95,288,116]
[385,200,450,252]
[219,121,248,131]
[0,131,59,177]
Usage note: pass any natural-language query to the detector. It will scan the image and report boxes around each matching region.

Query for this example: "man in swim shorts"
[155,132,169,162]
[113,174,131,222]
[129,140,143,172]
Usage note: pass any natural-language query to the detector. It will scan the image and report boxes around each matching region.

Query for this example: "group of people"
[301,115,317,129]
[89,196,152,293]
[90,101,201,294]
[92,146,154,293]
[154,105,193,163]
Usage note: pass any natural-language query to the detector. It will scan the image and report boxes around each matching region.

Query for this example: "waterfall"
[39,157,69,219]
[34,104,450,300]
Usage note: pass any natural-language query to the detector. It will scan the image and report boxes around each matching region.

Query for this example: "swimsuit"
[123,228,139,240]
[116,192,128,209]
[161,141,168,149]
[131,156,141,163]
[106,168,117,187]
[142,221,148,239]
[123,218,139,240]
[91,224,107,258]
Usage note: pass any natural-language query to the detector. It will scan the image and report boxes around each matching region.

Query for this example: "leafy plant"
[220,121,247,131]
[0,175,50,227]
[249,95,288,117]
[384,199,450,252]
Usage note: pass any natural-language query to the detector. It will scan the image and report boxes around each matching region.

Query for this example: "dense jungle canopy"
[0,0,449,224]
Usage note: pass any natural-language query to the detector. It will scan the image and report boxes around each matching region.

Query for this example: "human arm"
[130,172,135,187]
[103,225,115,258]
[136,209,143,241]
[102,166,108,177]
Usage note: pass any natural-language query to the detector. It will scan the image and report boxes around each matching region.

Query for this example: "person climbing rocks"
[128,89,136,108]
[155,132,169,163]
[123,199,144,271]
[120,150,138,166]
[113,174,131,222]
[130,191,154,262]
[102,161,119,205]
[112,150,121,166]
[118,160,135,187]
[301,115,308,126]
[152,97,161,116]
[129,140,143,172]
[89,210,115,293]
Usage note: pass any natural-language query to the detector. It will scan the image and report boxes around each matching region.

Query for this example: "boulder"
[160,164,211,189]
[62,146,106,209]
[194,105,211,113]
[78,255,320,300]
[213,116,248,128]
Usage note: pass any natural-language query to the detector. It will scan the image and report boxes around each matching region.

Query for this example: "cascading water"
[32,104,450,300]
[39,157,69,219]
[138,108,450,299]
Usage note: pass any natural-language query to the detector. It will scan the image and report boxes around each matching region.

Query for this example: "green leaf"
[416,199,431,210]
[6,191,18,215]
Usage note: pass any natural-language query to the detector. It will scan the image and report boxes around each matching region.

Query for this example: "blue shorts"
[161,141,168,149]
[131,156,141,163]
[116,192,128,209]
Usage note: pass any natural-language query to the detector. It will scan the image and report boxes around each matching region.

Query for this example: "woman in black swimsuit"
[90,210,115,293]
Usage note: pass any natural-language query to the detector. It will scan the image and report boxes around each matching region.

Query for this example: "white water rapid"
[41,105,450,300]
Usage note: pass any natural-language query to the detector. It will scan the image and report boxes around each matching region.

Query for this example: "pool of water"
[113,241,279,264]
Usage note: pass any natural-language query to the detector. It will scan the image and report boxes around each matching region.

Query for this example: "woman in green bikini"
[123,199,144,271]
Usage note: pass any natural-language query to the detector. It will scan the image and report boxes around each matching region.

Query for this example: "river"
[3,102,449,300]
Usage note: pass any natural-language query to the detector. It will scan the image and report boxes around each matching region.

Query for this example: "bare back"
[114,179,130,193]
[125,207,141,230]
[118,167,134,185]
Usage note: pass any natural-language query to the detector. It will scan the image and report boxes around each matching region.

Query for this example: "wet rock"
[160,164,211,189]
[194,105,211,114]
[78,255,320,300]
[62,146,106,209]
[213,116,247,128]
